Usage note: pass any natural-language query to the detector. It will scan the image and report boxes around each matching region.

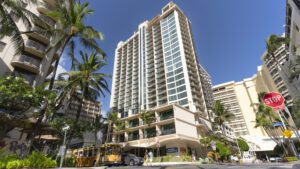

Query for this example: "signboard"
[166,147,178,154]
[272,122,284,127]
[283,130,293,138]
[263,92,285,110]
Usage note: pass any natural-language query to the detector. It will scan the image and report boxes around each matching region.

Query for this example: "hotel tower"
[110,2,213,156]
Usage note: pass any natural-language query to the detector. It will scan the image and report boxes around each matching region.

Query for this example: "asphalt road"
[107,163,299,169]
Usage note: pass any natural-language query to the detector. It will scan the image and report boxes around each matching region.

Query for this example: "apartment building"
[261,45,294,107]
[285,0,300,100]
[58,98,101,123]
[0,0,62,86]
[110,2,212,156]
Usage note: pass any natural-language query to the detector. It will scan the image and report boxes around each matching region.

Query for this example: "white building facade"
[110,2,212,156]
[0,0,63,86]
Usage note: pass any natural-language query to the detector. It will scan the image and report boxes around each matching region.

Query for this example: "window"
[175,73,184,80]
[177,86,186,93]
[178,92,187,99]
[0,41,6,52]
[173,57,181,64]
[175,68,183,74]
[178,98,188,105]
[167,77,175,83]
[167,71,174,77]
[166,60,173,66]
[176,79,185,86]
[175,62,182,68]
[168,89,176,95]
[167,83,175,89]
[169,95,177,101]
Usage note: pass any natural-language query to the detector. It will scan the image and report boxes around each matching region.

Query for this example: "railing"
[31,26,50,39]
[12,55,41,69]
[161,128,176,135]
[128,134,139,141]
[38,13,55,27]
[129,122,139,128]
[25,39,46,53]
[160,111,174,121]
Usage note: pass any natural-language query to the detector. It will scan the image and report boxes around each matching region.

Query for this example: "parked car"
[269,156,282,162]
[121,153,144,166]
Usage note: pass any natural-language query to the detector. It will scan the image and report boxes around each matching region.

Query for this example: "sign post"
[262,92,299,159]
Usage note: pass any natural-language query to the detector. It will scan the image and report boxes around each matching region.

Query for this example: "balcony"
[14,71,36,85]
[144,127,156,138]
[128,119,139,128]
[28,26,50,44]
[160,110,174,121]
[37,2,54,14]
[161,126,176,135]
[11,55,41,73]
[36,13,56,28]
[24,39,46,57]
[128,131,139,141]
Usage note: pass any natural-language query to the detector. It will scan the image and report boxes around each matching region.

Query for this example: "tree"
[46,0,105,89]
[199,136,211,153]
[216,141,231,161]
[0,0,42,55]
[212,101,235,135]
[90,114,106,145]
[59,51,110,153]
[113,120,125,143]
[254,92,289,155]
[106,111,118,143]
[237,138,249,152]
[139,110,156,138]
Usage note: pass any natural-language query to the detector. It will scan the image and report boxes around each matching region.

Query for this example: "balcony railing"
[128,134,139,141]
[14,71,36,85]
[161,128,176,135]
[12,55,41,69]
[160,111,174,121]
[25,39,46,53]
[37,13,55,27]
[31,26,50,40]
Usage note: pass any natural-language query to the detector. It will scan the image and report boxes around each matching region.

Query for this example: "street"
[106,163,299,169]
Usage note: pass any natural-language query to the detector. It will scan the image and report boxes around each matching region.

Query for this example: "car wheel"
[129,159,135,166]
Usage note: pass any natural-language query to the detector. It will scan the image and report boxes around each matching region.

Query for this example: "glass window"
[165,56,172,62]
[175,73,184,80]
[175,68,183,74]
[0,41,6,52]
[167,77,175,83]
[175,62,182,68]
[178,93,188,100]
[167,66,173,72]
[169,95,177,101]
[173,52,180,58]
[173,57,181,64]
[172,47,180,53]
[176,79,185,86]
[166,60,172,66]
[168,89,176,95]
[178,98,188,105]
[171,41,179,48]
[167,71,174,77]
[170,29,176,35]
[168,83,175,89]
[177,86,186,93]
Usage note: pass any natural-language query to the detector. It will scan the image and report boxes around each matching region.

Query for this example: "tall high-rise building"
[261,45,295,107]
[110,2,212,157]
[0,0,63,86]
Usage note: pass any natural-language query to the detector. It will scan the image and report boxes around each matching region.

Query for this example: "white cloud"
[55,64,67,79]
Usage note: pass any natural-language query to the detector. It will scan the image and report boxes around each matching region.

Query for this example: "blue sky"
[58,0,286,114]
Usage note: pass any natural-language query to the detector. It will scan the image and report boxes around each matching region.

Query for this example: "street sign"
[283,130,293,138]
[272,122,284,127]
[263,92,285,110]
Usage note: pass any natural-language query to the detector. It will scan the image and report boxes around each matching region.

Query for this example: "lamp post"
[59,125,70,169]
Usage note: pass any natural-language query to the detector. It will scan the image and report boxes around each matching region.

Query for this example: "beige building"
[212,65,278,137]
[110,2,213,156]
[0,0,62,86]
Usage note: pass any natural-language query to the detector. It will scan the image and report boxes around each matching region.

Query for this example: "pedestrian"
[144,150,149,166]
[148,150,153,166]
[192,150,196,163]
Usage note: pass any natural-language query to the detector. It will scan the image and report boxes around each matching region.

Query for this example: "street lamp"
[59,125,70,169]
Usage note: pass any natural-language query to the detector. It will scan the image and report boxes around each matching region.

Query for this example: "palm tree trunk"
[106,122,111,143]
[48,36,71,90]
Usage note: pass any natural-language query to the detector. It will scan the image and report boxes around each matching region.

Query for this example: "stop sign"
[262,92,285,109]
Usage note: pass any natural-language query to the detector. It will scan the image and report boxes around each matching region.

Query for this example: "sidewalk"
[143,161,196,166]
[53,167,107,169]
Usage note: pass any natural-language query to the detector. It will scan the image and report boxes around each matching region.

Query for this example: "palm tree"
[113,120,125,143]
[46,1,105,89]
[212,101,235,135]
[60,50,110,151]
[106,111,118,143]
[254,92,288,155]
[199,136,211,154]
[0,0,41,55]
[139,110,156,138]
[91,114,106,145]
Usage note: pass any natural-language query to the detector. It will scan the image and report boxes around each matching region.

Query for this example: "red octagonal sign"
[263,92,285,109]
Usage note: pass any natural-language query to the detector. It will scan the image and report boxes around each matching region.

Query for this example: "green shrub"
[286,156,298,162]
[63,157,76,167]
[6,160,22,169]
[25,151,57,168]
[237,139,249,151]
